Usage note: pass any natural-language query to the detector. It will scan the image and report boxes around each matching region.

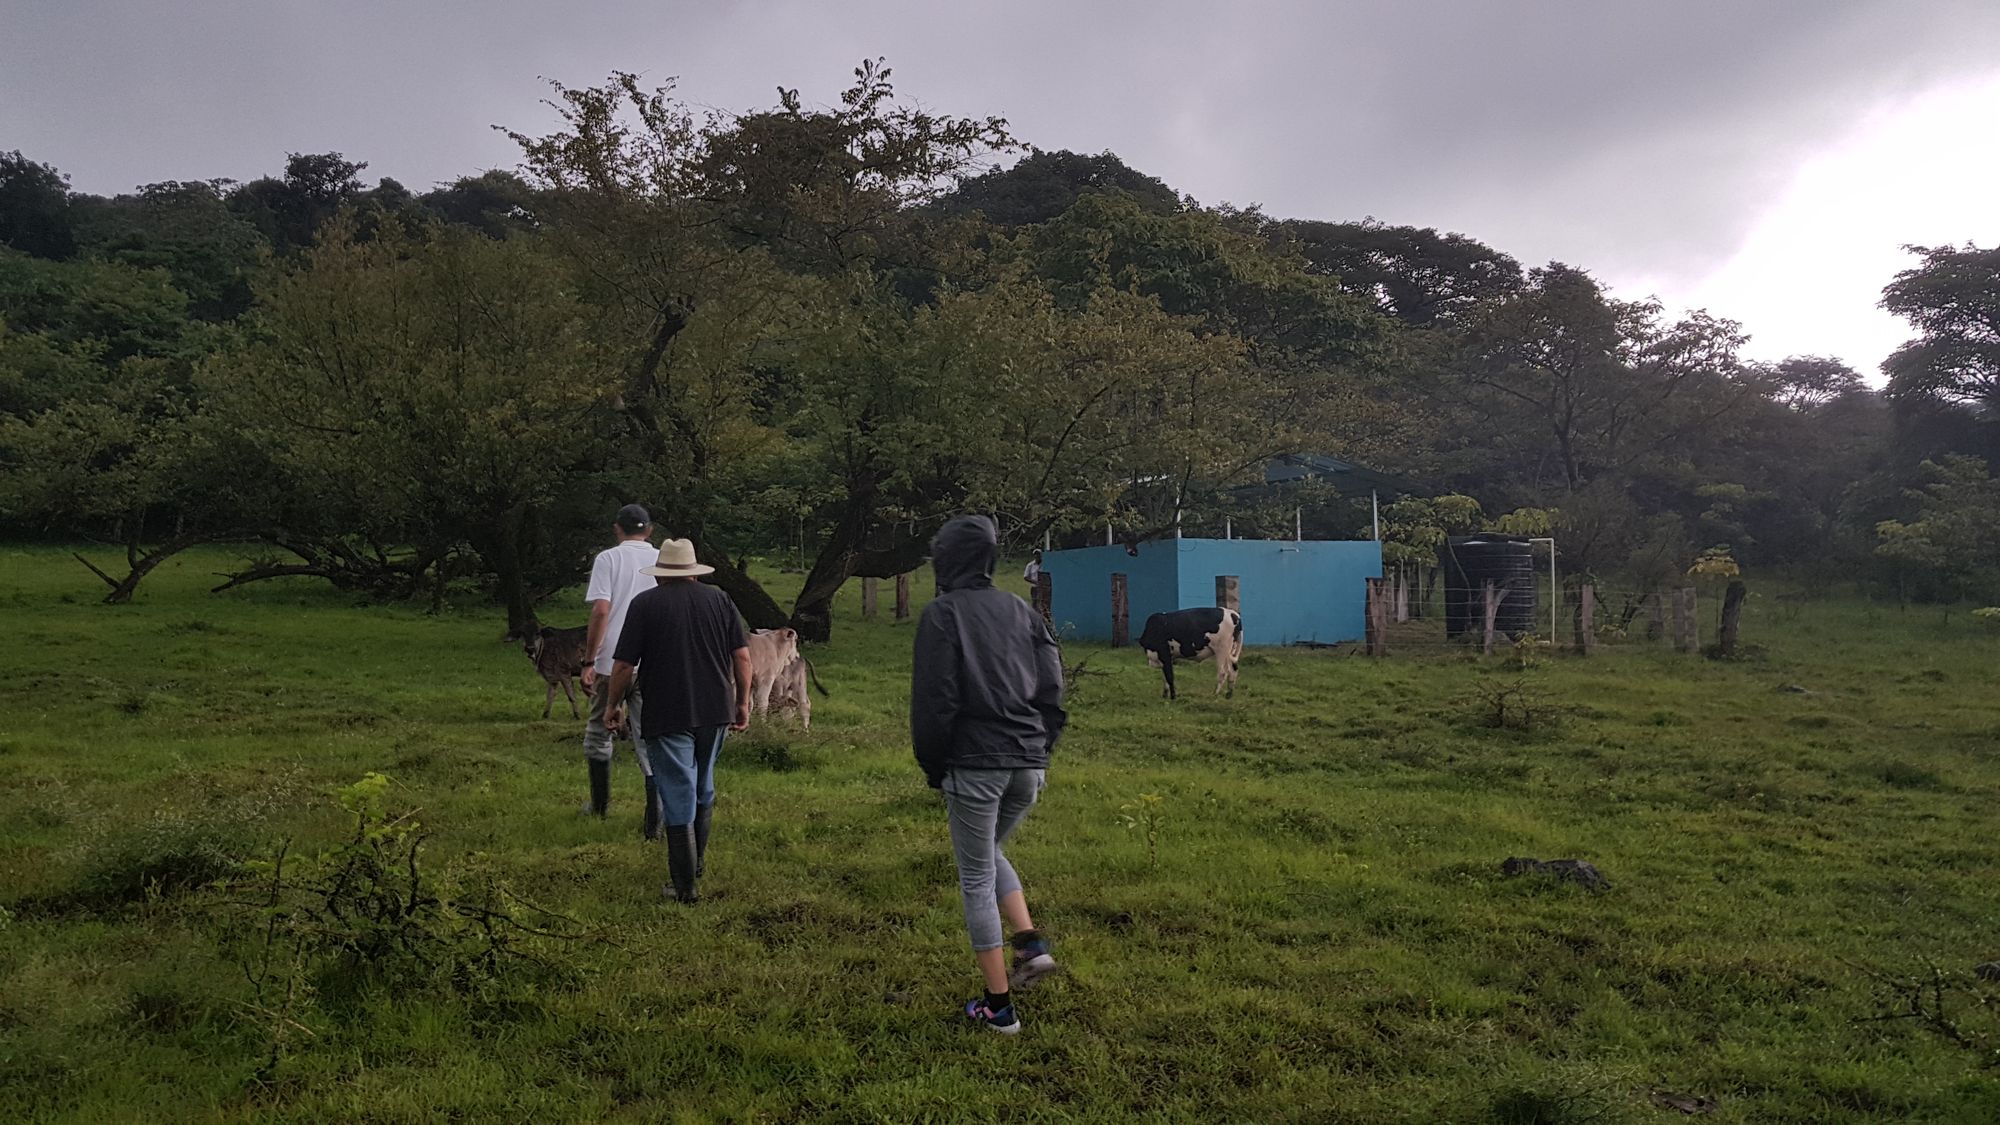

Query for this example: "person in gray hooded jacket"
[912,515,1068,1034]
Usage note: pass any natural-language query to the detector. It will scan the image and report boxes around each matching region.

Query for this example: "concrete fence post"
[862,577,879,620]
[1482,581,1501,655]
[1674,587,1699,654]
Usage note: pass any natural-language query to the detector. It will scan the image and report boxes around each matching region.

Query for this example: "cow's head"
[523,625,553,660]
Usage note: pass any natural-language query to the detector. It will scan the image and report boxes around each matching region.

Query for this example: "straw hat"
[641,538,714,578]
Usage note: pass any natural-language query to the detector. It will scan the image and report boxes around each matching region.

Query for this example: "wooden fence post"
[1718,580,1746,657]
[1034,573,1053,627]
[1215,575,1239,614]
[1647,591,1665,642]
[1574,583,1596,656]
[1674,587,1699,654]
[894,573,911,622]
[1481,581,1500,655]
[862,577,879,620]
[1392,567,1408,623]
[1365,577,1386,657]
[1110,573,1129,647]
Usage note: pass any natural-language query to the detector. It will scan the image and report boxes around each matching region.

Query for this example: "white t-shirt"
[585,539,659,675]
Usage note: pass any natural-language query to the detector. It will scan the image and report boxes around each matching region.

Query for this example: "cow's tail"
[802,654,830,696]
[1230,610,1245,661]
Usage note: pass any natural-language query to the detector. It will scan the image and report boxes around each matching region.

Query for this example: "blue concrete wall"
[1040,542,1180,642]
[1040,538,1382,646]
[1172,539,1381,646]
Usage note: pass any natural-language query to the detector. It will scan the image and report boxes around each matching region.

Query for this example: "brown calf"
[524,625,590,719]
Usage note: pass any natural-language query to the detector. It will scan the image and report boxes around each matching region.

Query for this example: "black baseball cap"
[615,504,651,534]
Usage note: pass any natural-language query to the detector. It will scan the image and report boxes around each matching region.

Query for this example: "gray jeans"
[583,680,651,775]
[942,767,1045,952]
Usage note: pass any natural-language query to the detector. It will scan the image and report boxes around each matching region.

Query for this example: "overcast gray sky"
[5,0,1998,376]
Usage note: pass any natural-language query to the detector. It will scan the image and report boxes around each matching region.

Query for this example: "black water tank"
[1439,534,1538,639]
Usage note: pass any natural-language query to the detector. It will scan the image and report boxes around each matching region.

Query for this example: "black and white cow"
[1138,607,1244,700]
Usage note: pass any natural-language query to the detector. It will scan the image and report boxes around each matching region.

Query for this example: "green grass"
[2,546,1999,1122]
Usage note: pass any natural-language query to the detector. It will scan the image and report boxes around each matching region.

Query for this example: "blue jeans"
[641,726,728,825]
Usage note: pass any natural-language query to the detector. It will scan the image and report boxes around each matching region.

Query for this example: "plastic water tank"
[1439,534,1538,639]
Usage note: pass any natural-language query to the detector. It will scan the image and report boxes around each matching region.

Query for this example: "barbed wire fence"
[1356,567,1749,659]
[1026,547,1752,660]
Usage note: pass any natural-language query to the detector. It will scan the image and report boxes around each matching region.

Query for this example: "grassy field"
[2,545,1998,1123]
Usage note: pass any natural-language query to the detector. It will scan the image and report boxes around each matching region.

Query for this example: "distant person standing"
[913,515,1067,1034]
[581,503,660,836]
[604,539,752,904]
[1022,549,1042,587]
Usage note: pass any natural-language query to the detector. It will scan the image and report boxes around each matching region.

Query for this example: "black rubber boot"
[664,823,699,903]
[693,803,713,877]
[587,759,611,818]
[640,779,662,841]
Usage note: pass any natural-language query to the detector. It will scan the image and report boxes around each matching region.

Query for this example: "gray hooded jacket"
[910,516,1067,786]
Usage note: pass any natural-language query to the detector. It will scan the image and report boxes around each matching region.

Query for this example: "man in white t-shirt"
[582,503,662,835]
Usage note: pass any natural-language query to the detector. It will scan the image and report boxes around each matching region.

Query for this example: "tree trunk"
[1111,573,1129,648]
[466,505,540,642]
[788,490,877,643]
[1365,577,1386,657]
[697,545,790,631]
[853,536,934,579]
[75,532,209,605]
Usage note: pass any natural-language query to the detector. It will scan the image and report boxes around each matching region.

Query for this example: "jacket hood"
[932,515,998,593]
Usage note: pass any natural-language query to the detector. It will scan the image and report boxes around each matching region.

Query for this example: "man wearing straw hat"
[603,538,753,903]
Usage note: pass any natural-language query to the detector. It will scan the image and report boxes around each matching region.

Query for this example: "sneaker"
[963,997,1020,1035]
[1009,949,1061,991]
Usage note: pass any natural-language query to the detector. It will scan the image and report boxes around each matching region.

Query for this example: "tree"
[72,180,268,321]
[1873,455,2000,602]
[1451,263,1748,498]
[0,152,77,260]
[937,149,1181,228]
[419,171,541,238]
[507,60,1017,639]
[203,219,615,636]
[1370,494,1484,617]
[820,273,1256,555]
[1753,355,1864,412]
[0,251,237,601]
[1279,218,1522,328]
[1882,243,2000,415]
[228,152,370,253]
[1001,192,1401,541]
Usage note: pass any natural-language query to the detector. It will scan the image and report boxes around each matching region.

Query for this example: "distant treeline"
[3,60,1996,634]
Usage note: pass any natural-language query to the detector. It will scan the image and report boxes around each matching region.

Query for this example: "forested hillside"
[5,62,1996,635]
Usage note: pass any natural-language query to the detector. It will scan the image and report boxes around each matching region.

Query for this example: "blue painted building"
[1040,537,1383,647]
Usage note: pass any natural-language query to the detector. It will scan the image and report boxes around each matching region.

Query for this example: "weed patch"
[1870,759,1942,789]
[51,807,253,910]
